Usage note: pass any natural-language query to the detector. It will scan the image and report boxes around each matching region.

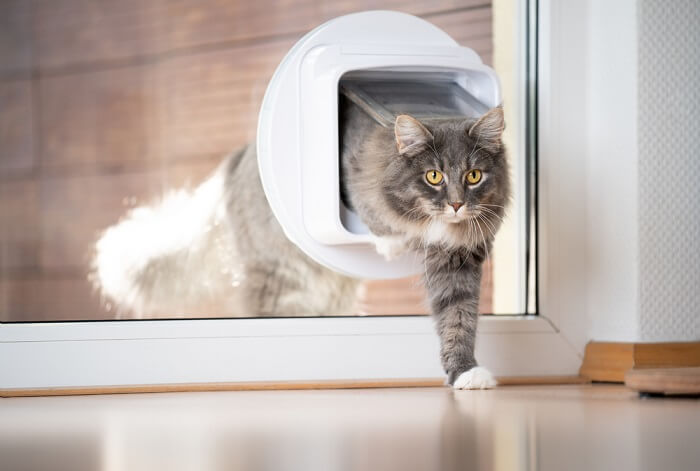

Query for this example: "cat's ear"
[395,115,433,157]
[468,106,505,152]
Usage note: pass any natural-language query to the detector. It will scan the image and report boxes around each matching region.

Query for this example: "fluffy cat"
[341,99,510,388]
[92,145,360,318]
[93,98,509,389]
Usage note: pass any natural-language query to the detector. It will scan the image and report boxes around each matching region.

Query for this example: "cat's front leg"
[436,306,496,390]
[425,246,497,390]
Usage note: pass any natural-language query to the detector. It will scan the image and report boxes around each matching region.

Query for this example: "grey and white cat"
[93,99,509,389]
[341,99,510,388]
[93,144,360,319]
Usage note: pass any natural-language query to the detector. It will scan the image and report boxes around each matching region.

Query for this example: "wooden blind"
[0,0,493,321]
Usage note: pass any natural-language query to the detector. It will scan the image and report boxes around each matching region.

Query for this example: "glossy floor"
[1,384,698,471]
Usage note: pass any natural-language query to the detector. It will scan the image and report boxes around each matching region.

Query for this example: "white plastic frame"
[299,48,499,247]
[257,11,500,279]
[0,0,588,391]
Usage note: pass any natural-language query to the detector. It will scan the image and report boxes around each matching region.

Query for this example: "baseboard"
[625,367,700,396]
[579,341,700,382]
[0,375,588,397]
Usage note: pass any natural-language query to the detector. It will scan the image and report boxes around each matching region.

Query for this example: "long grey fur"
[93,96,509,386]
[341,97,510,384]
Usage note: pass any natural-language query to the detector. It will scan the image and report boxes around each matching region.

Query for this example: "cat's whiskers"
[474,205,505,225]
[475,204,504,216]
[476,213,497,240]
[473,209,499,236]
[480,219,498,242]
[468,217,477,247]
[400,205,427,222]
[473,215,491,269]
[476,215,502,237]
[476,206,506,223]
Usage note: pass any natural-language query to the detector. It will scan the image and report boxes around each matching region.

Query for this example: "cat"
[340,98,510,389]
[92,144,360,318]
[92,98,509,389]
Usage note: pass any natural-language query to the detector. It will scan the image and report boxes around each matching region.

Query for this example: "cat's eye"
[425,170,444,185]
[466,169,482,184]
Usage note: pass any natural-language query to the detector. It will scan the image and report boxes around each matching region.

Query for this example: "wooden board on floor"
[580,341,700,383]
[625,367,700,396]
[1,376,588,397]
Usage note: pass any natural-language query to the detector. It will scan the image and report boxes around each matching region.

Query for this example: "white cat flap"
[257,10,501,279]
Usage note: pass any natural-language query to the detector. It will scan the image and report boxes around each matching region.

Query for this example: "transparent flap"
[340,79,489,127]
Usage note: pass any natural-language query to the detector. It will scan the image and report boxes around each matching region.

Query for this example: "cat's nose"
[449,202,464,213]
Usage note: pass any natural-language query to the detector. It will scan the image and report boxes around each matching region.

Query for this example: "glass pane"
[0,0,531,321]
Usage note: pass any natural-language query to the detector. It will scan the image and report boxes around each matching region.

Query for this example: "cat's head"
[383,107,510,245]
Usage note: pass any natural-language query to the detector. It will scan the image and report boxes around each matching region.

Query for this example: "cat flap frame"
[257,10,501,279]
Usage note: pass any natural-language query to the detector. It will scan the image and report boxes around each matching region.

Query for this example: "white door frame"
[0,0,589,391]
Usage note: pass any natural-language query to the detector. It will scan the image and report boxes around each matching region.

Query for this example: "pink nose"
[449,202,464,212]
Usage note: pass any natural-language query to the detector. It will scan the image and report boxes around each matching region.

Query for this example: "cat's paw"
[452,366,497,390]
[372,235,407,261]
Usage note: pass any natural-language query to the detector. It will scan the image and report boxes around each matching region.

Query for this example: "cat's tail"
[91,162,241,318]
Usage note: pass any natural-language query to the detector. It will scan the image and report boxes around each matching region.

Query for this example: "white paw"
[453,366,497,390]
[372,235,407,261]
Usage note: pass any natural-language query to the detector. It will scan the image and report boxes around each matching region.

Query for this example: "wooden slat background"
[0,0,494,321]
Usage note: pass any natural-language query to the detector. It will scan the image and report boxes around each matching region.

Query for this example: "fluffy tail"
[91,166,241,318]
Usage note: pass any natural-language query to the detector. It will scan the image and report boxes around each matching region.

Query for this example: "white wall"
[636,0,700,342]
[584,0,640,342]
[581,0,699,342]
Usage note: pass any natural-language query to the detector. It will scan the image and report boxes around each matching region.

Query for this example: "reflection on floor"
[1,384,698,471]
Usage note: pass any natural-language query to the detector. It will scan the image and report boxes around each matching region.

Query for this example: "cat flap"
[257,11,501,278]
[340,79,489,127]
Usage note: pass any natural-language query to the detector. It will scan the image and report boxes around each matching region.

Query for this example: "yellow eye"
[425,170,444,185]
[466,169,482,184]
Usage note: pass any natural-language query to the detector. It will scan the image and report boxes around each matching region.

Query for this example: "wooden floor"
[1,384,698,470]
